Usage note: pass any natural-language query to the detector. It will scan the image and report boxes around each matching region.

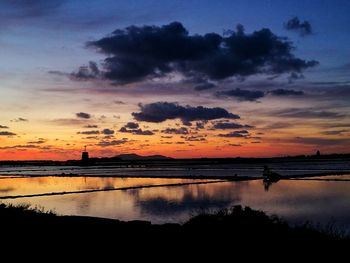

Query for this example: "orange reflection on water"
[0,176,208,197]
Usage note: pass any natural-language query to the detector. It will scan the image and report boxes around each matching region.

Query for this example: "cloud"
[124,122,139,129]
[273,108,345,119]
[162,127,189,135]
[228,144,242,147]
[114,100,125,105]
[119,127,154,135]
[11,118,28,122]
[101,128,115,135]
[132,102,239,124]
[77,130,100,135]
[0,125,9,129]
[83,124,98,128]
[76,112,91,119]
[96,139,128,147]
[181,135,206,141]
[194,83,216,91]
[212,121,254,130]
[216,88,265,101]
[263,122,293,129]
[70,61,101,80]
[218,130,250,138]
[269,89,304,96]
[48,118,87,126]
[293,137,350,146]
[0,131,16,136]
[0,144,41,149]
[84,22,318,84]
[284,17,312,37]
[27,138,46,144]
[321,130,348,135]
[0,1,64,19]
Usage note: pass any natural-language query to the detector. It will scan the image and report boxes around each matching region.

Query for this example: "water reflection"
[1,176,350,231]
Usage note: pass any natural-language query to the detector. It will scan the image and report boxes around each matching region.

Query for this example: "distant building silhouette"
[316,150,321,157]
[81,146,89,162]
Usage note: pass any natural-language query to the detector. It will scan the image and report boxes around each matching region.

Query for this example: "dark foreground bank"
[1,203,348,250]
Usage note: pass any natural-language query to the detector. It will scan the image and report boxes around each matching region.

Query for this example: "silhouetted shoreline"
[1,203,348,247]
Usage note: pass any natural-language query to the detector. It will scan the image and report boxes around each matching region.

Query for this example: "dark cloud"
[195,121,206,129]
[0,0,64,19]
[321,130,348,135]
[228,144,242,147]
[0,144,41,149]
[96,139,128,147]
[71,61,101,80]
[194,83,216,91]
[0,125,9,129]
[83,124,98,128]
[11,118,28,122]
[77,130,100,135]
[293,137,350,146]
[161,136,173,139]
[114,100,125,105]
[181,135,207,141]
[84,22,318,84]
[101,128,115,135]
[263,122,293,129]
[218,130,250,138]
[124,122,139,129]
[0,131,16,136]
[132,102,239,124]
[162,127,189,135]
[216,88,265,102]
[76,112,91,119]
[212,121,254,130]
[27,138,46,144]
[284,17,312,37]
[269,89,304,96]
[119,127,154,136]
[273,108,345,119]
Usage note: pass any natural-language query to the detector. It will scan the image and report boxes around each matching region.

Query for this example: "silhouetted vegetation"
[1,203,348,251]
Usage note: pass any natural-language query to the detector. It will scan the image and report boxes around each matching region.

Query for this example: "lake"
[1,174,350,234]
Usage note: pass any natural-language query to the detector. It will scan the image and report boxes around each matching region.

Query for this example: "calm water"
[1,175,350,233]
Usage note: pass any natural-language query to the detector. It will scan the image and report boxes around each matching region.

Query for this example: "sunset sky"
[1,0,350,160]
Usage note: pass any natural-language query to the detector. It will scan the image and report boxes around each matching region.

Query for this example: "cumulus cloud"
[124,122,139,129]
[162,127,189,135]
[284,17,312,37]
[76,112,91,119]
[83,22,318,84]
[216,88,265,101]
[101,128,115,135]
[119,122,154,135]
[269,89,304,96]
[132,102,239,124]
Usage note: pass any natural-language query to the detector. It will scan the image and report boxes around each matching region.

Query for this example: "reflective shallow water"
[1,175,350,232]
